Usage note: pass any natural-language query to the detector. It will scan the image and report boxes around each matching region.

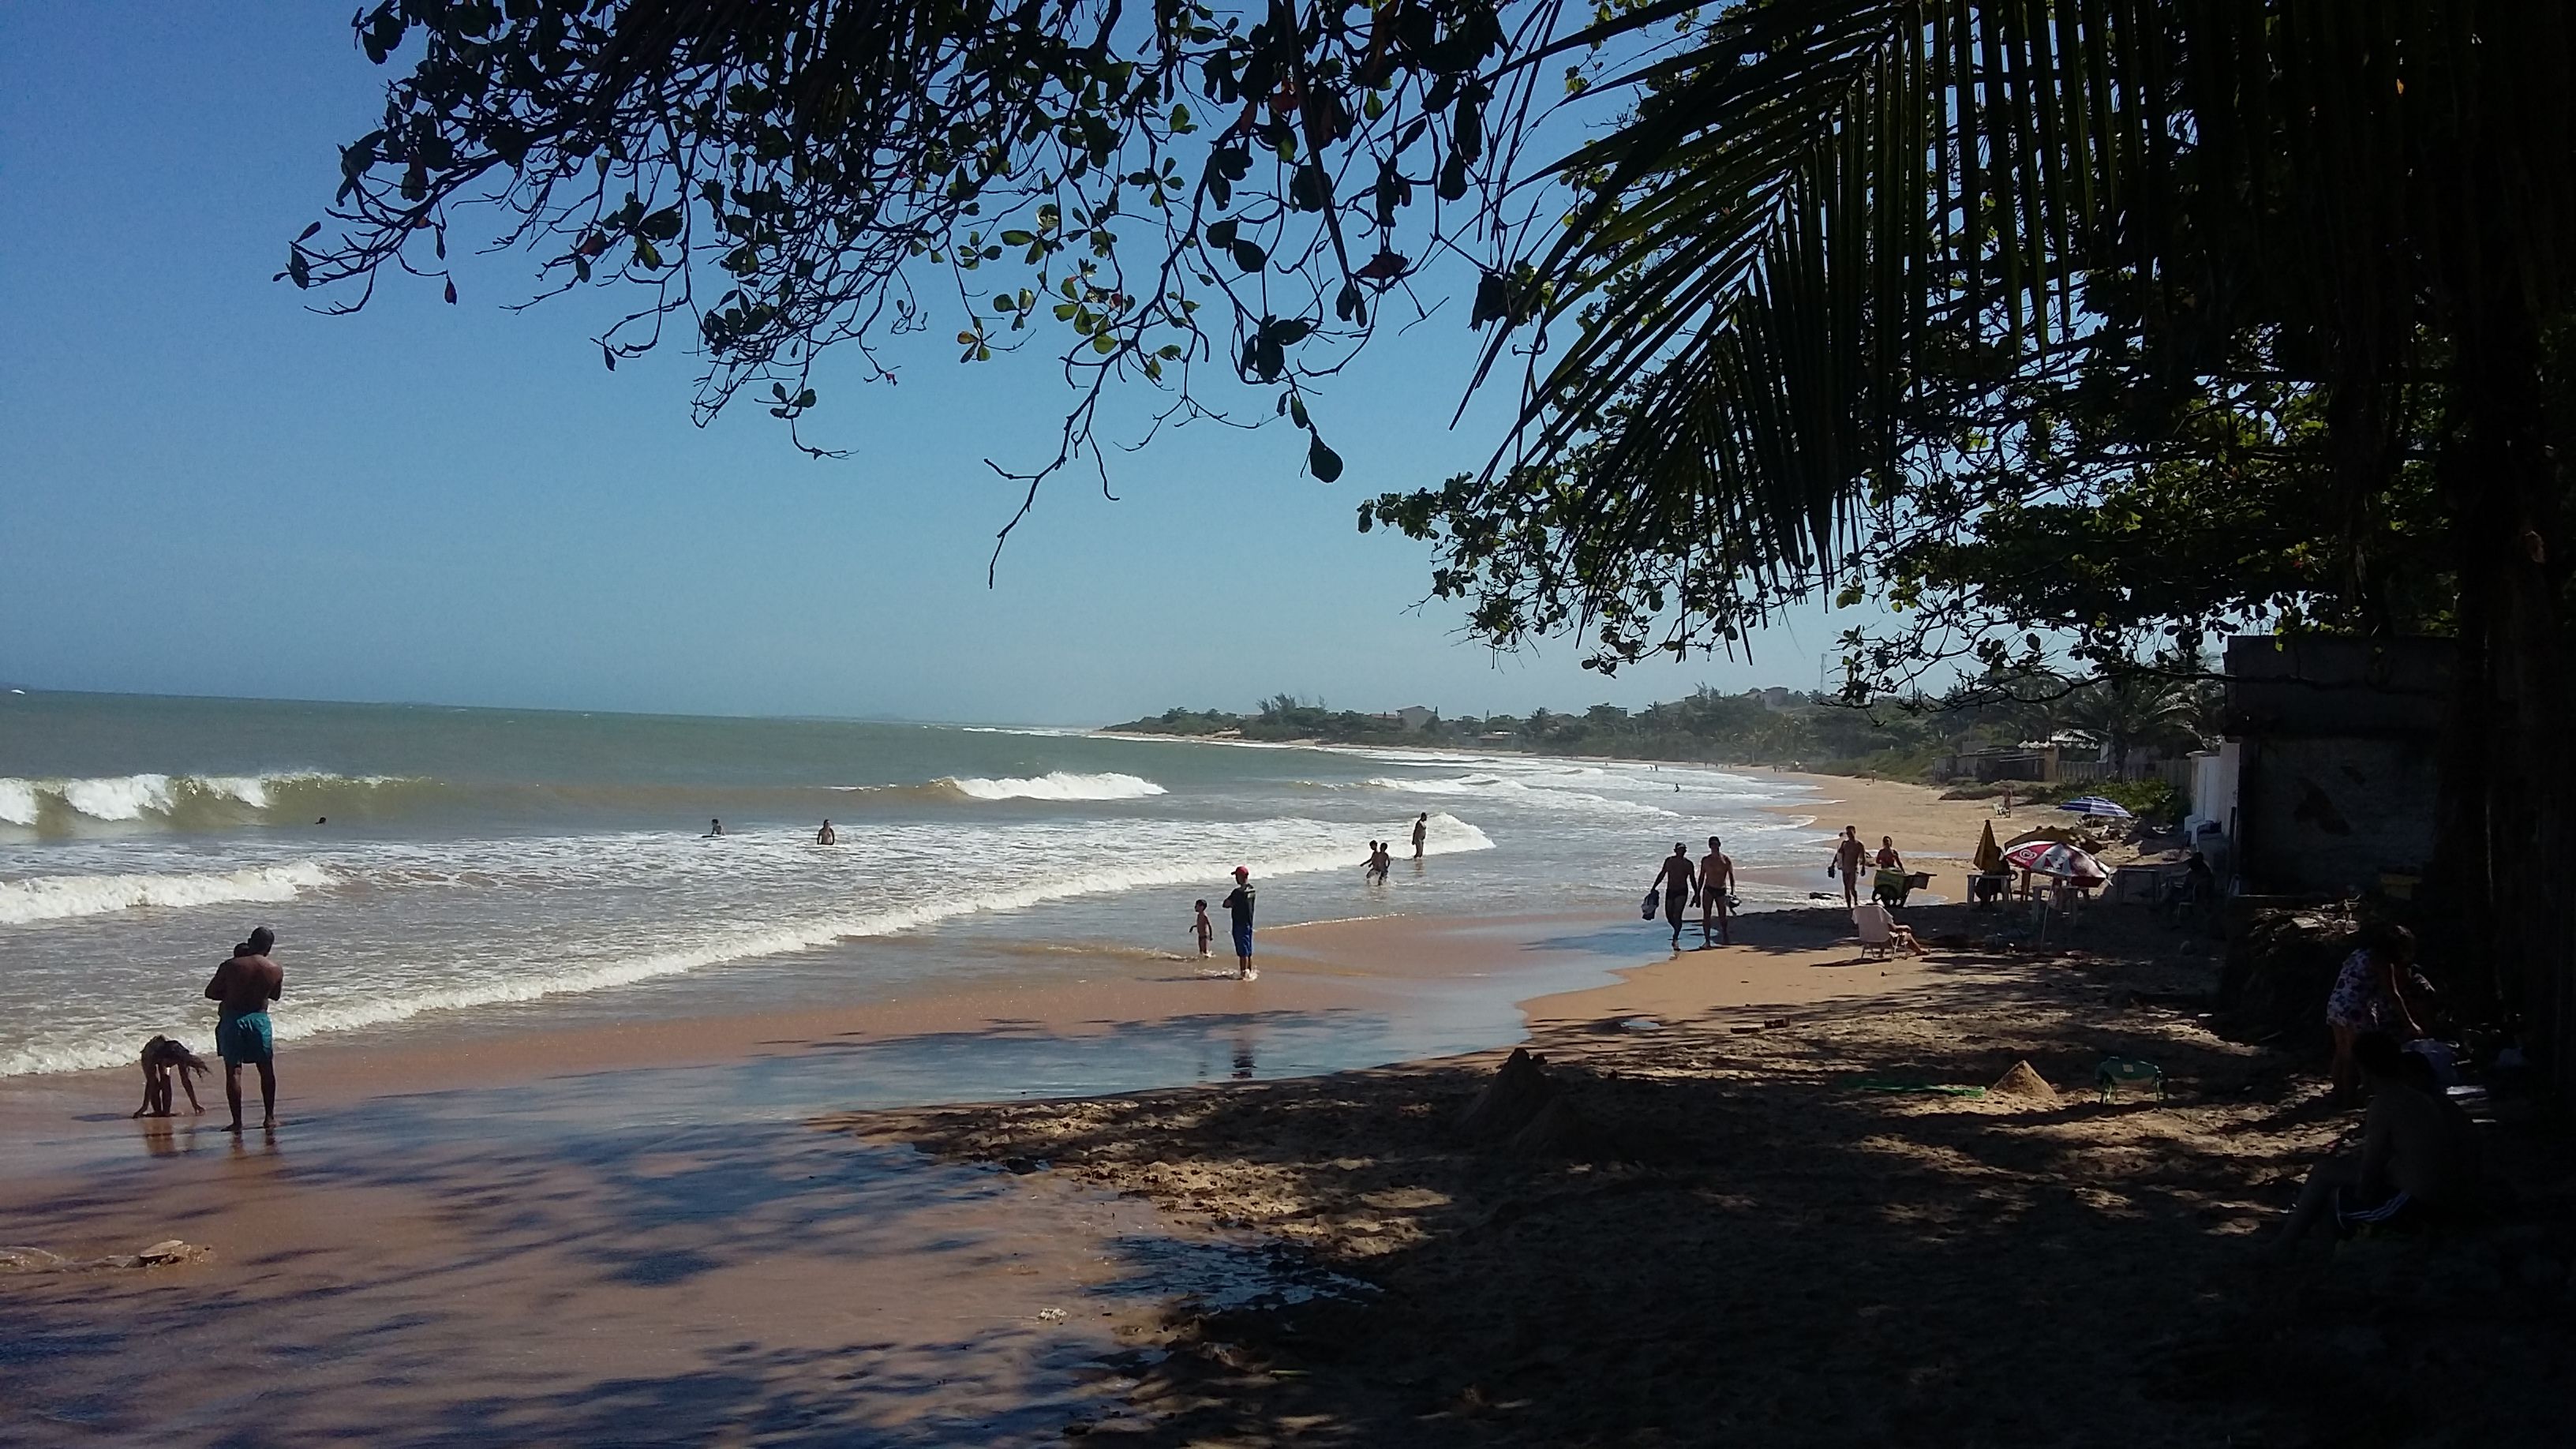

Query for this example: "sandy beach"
[6,774,2564,1444]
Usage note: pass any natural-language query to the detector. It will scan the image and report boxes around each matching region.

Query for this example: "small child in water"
[1189,899,1213,957]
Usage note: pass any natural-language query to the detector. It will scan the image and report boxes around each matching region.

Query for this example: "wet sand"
[0,773,2015,1444]
[1,895,1931,1445]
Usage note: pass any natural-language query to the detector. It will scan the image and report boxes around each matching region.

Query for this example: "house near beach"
[2193,635,2447,898]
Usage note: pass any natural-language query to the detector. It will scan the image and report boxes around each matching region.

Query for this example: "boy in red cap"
[1222,867,1257,980]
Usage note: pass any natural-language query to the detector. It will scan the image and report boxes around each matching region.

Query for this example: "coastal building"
[1395,705,1436,731]
[2212,635,2448,897]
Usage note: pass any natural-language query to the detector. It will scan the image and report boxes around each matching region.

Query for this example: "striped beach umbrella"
[2057,795,2136,820]
[2001,839,2107,881]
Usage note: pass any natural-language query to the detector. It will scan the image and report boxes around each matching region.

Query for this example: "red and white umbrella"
[2002,839,2106,881]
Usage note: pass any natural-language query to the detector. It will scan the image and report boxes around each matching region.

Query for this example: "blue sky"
[0,2,1852,724]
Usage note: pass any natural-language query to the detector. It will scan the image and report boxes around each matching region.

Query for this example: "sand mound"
[1455,1049,1645,1160]
[1456,1047,1558,1143]
[0,1239,210,1273]
[1990,1060,2058,1102]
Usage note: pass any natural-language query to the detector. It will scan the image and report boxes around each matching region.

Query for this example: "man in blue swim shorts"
[1222,867,1257,980]
[204,926,286,1133]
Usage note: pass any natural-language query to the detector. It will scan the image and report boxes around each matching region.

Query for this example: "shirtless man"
[1653,843,1696,950]
[815,819,837,844]
[1411,812,1429,859]
[2271,1032,2481,1255]
[1831,826,1867,908]
[204,926,284,1133]
[1698,836,1735,947]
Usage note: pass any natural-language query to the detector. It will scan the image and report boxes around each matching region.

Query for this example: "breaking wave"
[0,862,337,926]
[1349,774,1676,817]
[938,771,1168,803]
[0,773,425,831]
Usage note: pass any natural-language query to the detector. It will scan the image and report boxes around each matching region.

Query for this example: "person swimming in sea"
[705,818,724,837]
[815,819,837,844]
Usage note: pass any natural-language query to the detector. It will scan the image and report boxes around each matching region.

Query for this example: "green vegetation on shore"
[1109,685,2199,821]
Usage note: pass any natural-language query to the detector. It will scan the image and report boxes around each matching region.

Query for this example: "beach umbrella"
[1972,820,2005,874]
[2001,839,2107,881]
[2057,795,2136,820]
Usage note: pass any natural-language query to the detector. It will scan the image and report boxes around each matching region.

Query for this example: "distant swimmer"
[816,819,837,845]
[706,818,724,837]
[1411,812,1428,859]
[1222,867,1257,980]
[1698,836,1736,948]
[315,817,328,825]
[204,926,283,1133]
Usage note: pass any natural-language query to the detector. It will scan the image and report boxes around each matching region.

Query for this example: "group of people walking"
[1649,837,1739,949]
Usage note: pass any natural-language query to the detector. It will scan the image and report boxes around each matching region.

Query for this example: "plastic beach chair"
[1855,905,1896,960]
[2096,1057,2166,1103]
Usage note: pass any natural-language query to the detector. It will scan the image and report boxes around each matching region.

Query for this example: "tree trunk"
[2433,287,2576,1088]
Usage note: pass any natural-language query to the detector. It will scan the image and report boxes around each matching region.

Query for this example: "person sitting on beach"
[1653,843,1696,950]
[2327,923,2427,1104]
[1698,836,1735,948]
[1829,826,1866,908]
[1853,899,1923,956]
[2272,1032,2481,1255]
[1411,812,1429,859]
[204,927,283,1133]
[1875,836,1904,871]
[1189,899,1214,958]
[815,819,837,845]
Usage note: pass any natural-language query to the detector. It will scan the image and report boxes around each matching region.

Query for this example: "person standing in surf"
[204,927,283,1133]
[1222,867,1257,980]
[1652,844,1697,951]
[1411,812,1429,859]
[1698,836,1736,948]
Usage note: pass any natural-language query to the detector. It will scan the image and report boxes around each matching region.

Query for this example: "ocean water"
[0,692,1824,1077]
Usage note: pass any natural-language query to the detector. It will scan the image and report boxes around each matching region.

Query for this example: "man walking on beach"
[1698,836,1735,947]
[1653,844,1696,950]
[204,926,283,1133]
[1831,826,1866,908]
[1222,867,1257,980]
[1411,812,1428,859]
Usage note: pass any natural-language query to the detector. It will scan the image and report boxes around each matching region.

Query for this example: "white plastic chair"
[1854,904,1896,960]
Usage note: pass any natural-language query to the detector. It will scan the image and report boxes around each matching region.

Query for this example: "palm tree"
[2059,676,2193,775]
[1436,0,2576,1075]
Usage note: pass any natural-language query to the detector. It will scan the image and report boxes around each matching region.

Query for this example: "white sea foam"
[0,813,1494,1076]
[0,862,336,926]
[0,771,406,826]
[58,773,176,820]
[942,771,1168,802]
[1354,774,1676,818]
